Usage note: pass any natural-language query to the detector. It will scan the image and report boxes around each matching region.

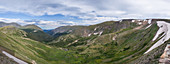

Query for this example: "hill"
[20,24,53,42]
[0,26,84,64]
[0,22,21,28]
[0,19,169,64]
[47,19,170,64]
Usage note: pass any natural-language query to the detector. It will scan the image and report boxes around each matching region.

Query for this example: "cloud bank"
[1,0,170,18]
[0,0,170,29]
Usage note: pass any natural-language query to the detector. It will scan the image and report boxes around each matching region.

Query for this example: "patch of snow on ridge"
[88,33,91,36]
[119,20,122,22]
[145,24,152,29]
[94,28,97,31]
[2,51,28,64]
[99,31,103,36]
[94,33,98,35]
[132,20,135,22]
[152,21,170,41]
[138,22,142,25]
[144,21,170,54]
[148,19,152,24]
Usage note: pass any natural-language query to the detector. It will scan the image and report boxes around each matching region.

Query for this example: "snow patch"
[145,24,152,29]
[74,40,78,42]
[137,20,141,21]
[119,20,122,22]
[2,51,28,64]
[94,28,97,31]
[33,30,38,32]
[99,31,103,36]
[132,20,135,22]
[138,22,142,25]
[144,19,147,22]
[148,19,152,24]
[88,33,91,36]
[112,35,117,40]
[93,33,98,35]
[144,21,170,54]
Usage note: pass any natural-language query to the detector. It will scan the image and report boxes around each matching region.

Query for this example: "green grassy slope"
[0,21,167,64]
[47,21,138,38]
[48,21,138,47]
[20,25,53,42]
[0,26,84,64]
[21,24,43,31]
[47,21,161,64]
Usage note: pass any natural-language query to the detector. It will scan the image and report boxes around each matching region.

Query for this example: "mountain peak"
[23,24,43,31]
[0,22,21,28]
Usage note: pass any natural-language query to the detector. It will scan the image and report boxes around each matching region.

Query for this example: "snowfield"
[144,21,170,54]
[145,24,152,29]
[2,51,28,64]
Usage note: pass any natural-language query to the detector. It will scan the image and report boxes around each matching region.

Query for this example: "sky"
[0,0,170,29]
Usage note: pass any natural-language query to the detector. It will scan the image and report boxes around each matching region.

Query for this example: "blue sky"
[0,11,85,29]
[0,0,170,29]
[0,11,82,21]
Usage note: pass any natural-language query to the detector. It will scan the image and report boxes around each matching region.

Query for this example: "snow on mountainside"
[145,21,170,54]
[2,51,28,64]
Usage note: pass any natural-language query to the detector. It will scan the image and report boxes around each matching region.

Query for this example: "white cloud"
[1,0,170,29]
[79,17,119,25]
[1,0,170,19]
[37,20,77,29]
[0,18,78,29]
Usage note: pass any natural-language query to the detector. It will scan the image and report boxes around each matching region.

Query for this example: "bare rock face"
[159,44,170,64]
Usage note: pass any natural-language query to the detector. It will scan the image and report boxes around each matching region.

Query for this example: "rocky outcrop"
[129,42,168,64]
[0,53,18,64]
[159,44,170,64]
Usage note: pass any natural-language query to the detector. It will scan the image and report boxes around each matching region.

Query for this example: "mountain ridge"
[0,19,169,64]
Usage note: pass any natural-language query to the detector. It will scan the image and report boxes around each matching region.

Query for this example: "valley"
[0,19,169,64]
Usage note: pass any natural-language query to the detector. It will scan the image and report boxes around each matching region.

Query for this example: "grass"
[0,26,85,64]
[55,23,159,64]
[0,21,164,64]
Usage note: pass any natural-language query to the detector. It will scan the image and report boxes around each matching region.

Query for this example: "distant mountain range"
[0,19,169,64]
[0,22,21,27]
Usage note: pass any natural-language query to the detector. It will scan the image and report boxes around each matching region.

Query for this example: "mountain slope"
[47,21,138,38]
[46,26,85,38]
[0,26,84,64]
[47,20,170,64]
[0,19,169,64]
[48,20,139,47]
[20,24,53,42]
[21,24,43,31]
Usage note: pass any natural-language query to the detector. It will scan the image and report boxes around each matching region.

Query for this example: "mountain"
[21,24,43,31]
[0,26,83,64]
[0,22,21,28]
[47,19,170,64]
[48,20,138,47]
[20,24,53,42]
[0,22,53,42]
[47,21,138,38]
[46,26,85,38]
[0,19,169,64]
